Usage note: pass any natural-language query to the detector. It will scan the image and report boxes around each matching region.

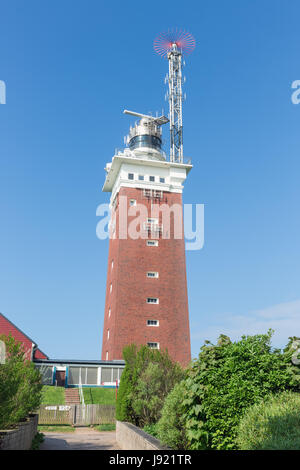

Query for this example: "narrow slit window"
[147,298,159,304]
[147,320,159,326]
[147,272,159,278]
[146,240,158,247]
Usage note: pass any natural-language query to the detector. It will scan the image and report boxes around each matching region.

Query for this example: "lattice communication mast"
[154,30,195,163]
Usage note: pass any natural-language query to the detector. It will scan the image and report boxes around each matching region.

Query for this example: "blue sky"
[0,0,299,359]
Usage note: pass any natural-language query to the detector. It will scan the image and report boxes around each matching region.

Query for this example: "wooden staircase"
[65,388,81,405]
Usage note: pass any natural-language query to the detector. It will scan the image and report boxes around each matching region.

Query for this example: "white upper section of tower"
[102,149,192,205]
[102,109,192,203]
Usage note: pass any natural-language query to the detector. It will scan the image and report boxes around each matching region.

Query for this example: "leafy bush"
[143,423,159,439]
[181,330,298,450]
[116,344,138,422]
[237,391,300,449]
[0,334,43,429]
[30,431,45,450]
[156,380,188,449]
[116,344,184,426]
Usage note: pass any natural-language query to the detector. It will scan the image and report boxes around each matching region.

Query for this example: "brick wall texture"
[101,187,191,367]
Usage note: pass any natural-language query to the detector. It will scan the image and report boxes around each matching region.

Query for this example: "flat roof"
[34,358,125,366]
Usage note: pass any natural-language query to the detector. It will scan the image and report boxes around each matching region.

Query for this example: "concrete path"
[39,427,120,450]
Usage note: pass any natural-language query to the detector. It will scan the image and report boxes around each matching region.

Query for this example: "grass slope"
[41,386,65,405]
[83,387,116,405]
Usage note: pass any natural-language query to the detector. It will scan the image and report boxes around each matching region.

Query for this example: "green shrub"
[0,334,43,429]
[237,391,300,450]
[116,344,184,426]
[143,423,159,439]
[116,344,138,423]
[156,381,188,449]
[181,330,298,450]
[30,431,45,450]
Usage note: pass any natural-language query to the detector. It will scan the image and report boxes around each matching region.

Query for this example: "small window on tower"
[107,329,110,340]
[147,320,159,326]
[138,175,144,181]
[147,272,159,278]
[110,283,112,293]
[147,342,159,349]
[149,176,155,182]
[147,298,159,304]
[160,177,165,183]
[108,308,111,318]
[106,351,109,360]
[146,240,158,247]
[129,199,136,206]
[128,173,134,180]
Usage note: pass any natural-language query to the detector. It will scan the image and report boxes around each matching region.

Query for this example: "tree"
[181,330,298,450]
[0,334,43,429]
[236,391,300,450]
[116,344,138,423]
[156,380,188,449]
[116,344,184,426]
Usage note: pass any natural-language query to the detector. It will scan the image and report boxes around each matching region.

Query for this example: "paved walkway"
[39,427,120,450]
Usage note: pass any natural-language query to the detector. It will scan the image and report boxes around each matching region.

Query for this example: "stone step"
[65,388,81,404]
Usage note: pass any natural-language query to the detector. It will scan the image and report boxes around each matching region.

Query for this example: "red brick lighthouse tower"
[101,31,195,367]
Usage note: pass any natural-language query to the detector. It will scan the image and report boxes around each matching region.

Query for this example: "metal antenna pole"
[154,29,195,163]
[168,44,183,163]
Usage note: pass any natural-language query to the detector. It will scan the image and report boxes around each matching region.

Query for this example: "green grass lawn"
[41,386,65,405]
[40,385,116,405]
[83,387,116,405]
[93,423,116,432]
[38,425,75,433]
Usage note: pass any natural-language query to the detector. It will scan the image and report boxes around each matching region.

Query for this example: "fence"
[37,404,115,426]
